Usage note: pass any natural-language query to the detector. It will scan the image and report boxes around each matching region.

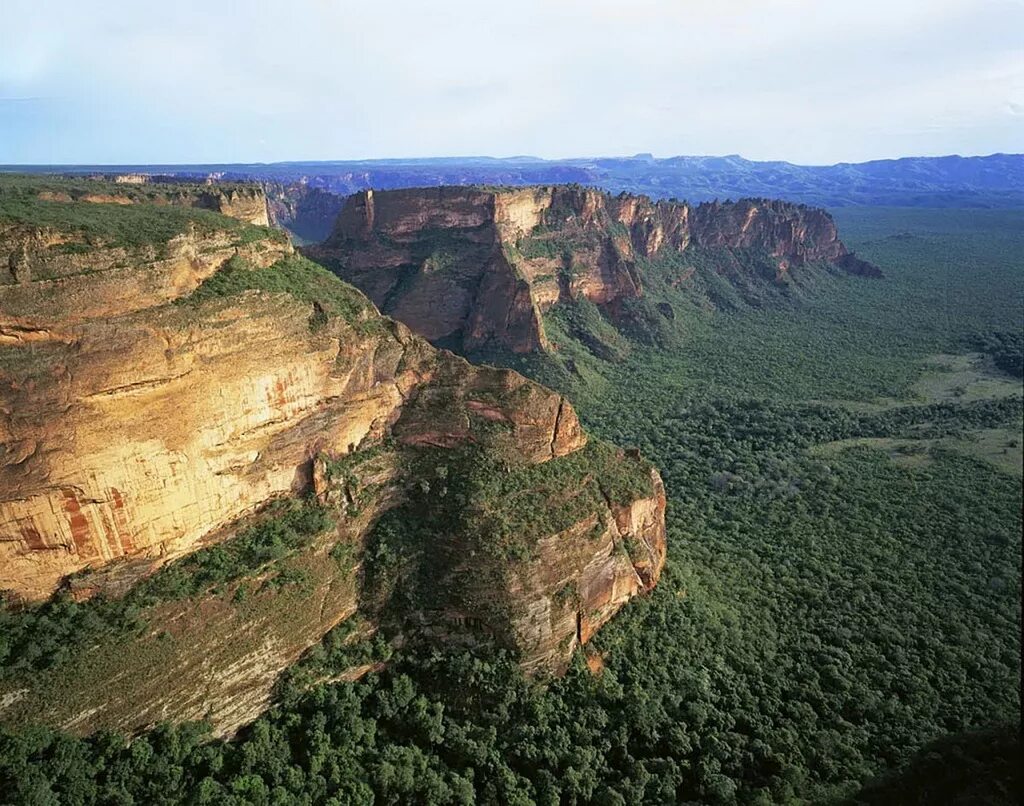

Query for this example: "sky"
[1,0,1021,165]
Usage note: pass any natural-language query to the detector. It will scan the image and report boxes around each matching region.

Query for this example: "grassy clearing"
[912,352,1022,403]
[809,350,1023,474]
[815,423,1023,476]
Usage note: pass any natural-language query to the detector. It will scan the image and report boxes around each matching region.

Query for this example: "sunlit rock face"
[0,187,667,735]
[0,219,380,599]
[309,185,879,354]
[0,220,586,600]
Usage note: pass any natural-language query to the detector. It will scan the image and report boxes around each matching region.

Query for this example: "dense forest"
[1,207,1021,804]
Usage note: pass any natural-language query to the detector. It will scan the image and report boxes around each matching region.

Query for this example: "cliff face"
[194,187,271,226]
[1,221,289,328]
[313,389,664,675]
[0,224,593,602]
[508,464,667,673]
[308,187,550,354]
[310,185,880,354]
[0,183,666,733]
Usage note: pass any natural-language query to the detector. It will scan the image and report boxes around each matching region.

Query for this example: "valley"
[0,180,1020,804]
[4,0,1021,799]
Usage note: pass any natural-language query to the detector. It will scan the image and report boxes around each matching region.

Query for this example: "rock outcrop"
[1,220,290,327]
[32,177,271,226]
[309,186,881,354]
[308,187,550,354]
[0,182,666,728]
[194,186,271,226]
[0,230,591,602]
[313,420,664,675]
[508,464,666,673]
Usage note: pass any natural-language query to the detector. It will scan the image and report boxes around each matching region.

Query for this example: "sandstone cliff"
[314,414,665,674]
[309,185,881,354]
[0,180,666,734]
[193,186,270,226]
[307,187,550,354]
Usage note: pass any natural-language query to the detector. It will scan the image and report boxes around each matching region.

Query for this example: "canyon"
[265,183,345,243]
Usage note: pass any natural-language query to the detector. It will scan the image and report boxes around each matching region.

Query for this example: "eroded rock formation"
[0,186,666,731]
[0,225,593,601]
[310,185,881,354]
[508,466,666,673]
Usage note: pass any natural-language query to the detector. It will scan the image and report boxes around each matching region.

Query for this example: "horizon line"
[1,151,1021,172]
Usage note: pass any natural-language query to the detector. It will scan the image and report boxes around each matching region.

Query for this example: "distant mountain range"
[3,153,1022,208]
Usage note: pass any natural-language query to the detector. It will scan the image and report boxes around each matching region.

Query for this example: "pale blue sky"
[2,0,1021,165]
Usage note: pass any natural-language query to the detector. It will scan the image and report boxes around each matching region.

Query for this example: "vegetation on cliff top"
[360,436,655,635]
[0,174,278,249]
[180,253,381,332]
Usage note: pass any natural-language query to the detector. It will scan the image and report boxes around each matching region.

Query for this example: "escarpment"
[307,187,551,354]
[0,180,666,734]
[33,175,271,225]
[309,185,881,355]
[196,186,271,226]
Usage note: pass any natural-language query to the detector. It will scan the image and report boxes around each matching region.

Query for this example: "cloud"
[0,0,1020,163]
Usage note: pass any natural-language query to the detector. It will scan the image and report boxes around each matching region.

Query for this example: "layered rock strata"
[0,189,666,704]
[310,186,880,353]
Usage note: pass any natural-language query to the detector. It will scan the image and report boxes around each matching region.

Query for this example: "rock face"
[314,401,664,675]
[0,223,296,599]
[308,187,550,354]
[0,512,368,738]
[508,465,667,673]
[0,184,666,715]
[194,186,271,226]
[310,186,881,354]
[0,239,584,602]
[0,221,290,327]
